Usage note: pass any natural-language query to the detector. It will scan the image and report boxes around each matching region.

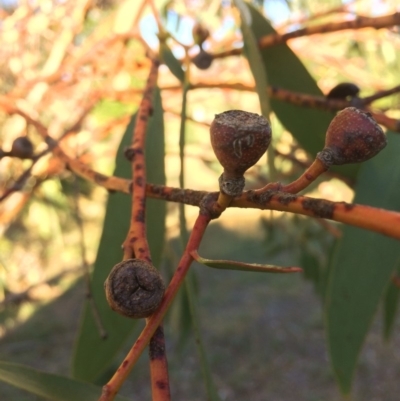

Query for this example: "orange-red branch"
[122,59,159,262]
[99,212,211,401]
[280,159,328,194]
[258,12,400,49]
[2,105,398,243]
[119,59,171,401]
[148,325,171,401]
[233,192,400,240]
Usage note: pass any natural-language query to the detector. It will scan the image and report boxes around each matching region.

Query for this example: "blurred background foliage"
[0,0,399,400]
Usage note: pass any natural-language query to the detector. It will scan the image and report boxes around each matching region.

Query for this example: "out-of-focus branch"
[210,12,400,60]
[258,12,400,49]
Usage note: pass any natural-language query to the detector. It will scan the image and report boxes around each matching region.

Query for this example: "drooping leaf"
[185,271,222,401]
[235,0,277,178]
[160,42,184,82]
[0,361,132,401]
[300,248,321,290]
[325,132,400,394]
[73,88,166,382]
[245,4,358,179]
[235,0,270,118]
[383,262,400,341]
[192,250,302,273]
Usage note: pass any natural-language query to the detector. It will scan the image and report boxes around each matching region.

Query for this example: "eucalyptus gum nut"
[210,110,272,176]
[104,259,165,319]
[11,137,34,159]
[317,107,387,166]
[326,82,360,99]
[192,49,213,70]
[192,22,210,46]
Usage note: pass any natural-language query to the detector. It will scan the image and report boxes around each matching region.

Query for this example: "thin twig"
[99,212,211,401]
[121,59,172,401]
[122,59,160,261]
[258,12,400,49]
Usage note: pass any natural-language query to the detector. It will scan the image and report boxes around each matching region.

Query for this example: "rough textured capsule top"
[210,110,271,176]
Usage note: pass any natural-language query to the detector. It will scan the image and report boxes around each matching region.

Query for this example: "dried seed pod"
[10,137,34,159]
[104,259,165,319]
[192,49,213,70]
[192,22,210,46]
[326,82,360,99]
[317,107,387,166]
[210,110,271,196]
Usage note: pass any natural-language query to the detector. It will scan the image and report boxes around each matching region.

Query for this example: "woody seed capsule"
[210,110,271,196]
[317,107,387,166]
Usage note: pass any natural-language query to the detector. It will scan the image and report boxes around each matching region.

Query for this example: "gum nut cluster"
[317,107,387,166]
[210,110,272,178]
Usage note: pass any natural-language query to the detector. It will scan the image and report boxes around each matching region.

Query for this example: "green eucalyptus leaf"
[192,250,302,273]
[383,262,400,341]
[72,88,166,382]
[235,0,270,118]
[325,132,400,394]
[185,271,222,401]
[0,361,132,401]
[160,42,184,82]
[245,4,358,179]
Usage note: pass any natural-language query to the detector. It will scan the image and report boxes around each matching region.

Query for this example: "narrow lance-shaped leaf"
[160,42,184,82]
[235,0,270,118]
[244,4,358,179]
[383,261,400,341]
[192,250,302,273]
[72,88,166,382]
[0,361,132,401]
[234,0,276,177]
[325,132,400,394]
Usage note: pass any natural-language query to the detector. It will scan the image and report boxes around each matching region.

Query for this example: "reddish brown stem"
[122,59,159,262]
[119,59,171,401]
[148,325,171,401]
[280,158,328,194]
[99,212,211,401]
[209,13,400,59]
[258,12,400,49]
[233,192,400,240]
[1,107,398,243]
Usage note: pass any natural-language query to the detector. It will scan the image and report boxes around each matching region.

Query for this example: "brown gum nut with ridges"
[210,110,272,177]
[317,107,387,166]
[104,259,165,319]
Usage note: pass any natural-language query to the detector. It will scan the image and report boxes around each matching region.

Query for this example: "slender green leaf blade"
[245,4,358,179]
[325,132,400,394]
[235,0,270,118]
[235,0,277,178]
[73,89,166,382]
[0,361,132,401]
[192,251,302,273]
[185,272,222,401]
[160,43,184,82]
[383,262,400,341]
